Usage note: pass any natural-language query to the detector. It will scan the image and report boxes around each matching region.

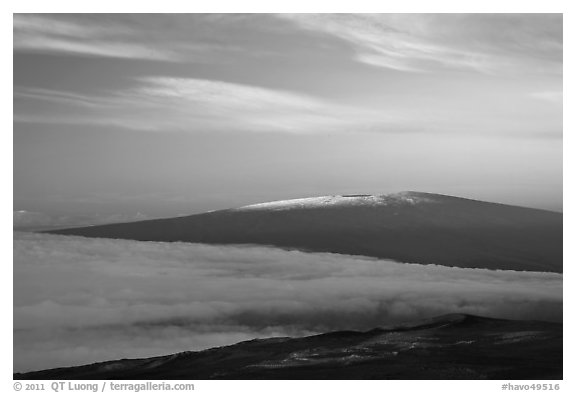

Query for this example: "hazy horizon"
[13,14,563,229]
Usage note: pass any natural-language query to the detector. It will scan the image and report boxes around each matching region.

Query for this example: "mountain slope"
[15,314,562,380]
[47,192,563,272]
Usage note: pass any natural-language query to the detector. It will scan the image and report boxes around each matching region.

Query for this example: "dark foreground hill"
[47,192,562,272]
[15,314,562,380]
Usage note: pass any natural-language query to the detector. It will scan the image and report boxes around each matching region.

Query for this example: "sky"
[13,14,563,227]
[14,232,562,372]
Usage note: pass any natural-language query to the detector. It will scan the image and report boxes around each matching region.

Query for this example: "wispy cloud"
[127,77,397,133]
[13,14,179,61]
[14,232,561,372]
[13,75,562,138]
[14,77,401,133]
[13,14,562,138]
[529,91,563,103]
[134,77,324,113]
[13,76,562,137]
[14,86,112,108]
[277,14,562,74]
[13,14,278,63]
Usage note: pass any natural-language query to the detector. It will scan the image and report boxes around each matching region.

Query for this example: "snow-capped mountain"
[47,192,562,272]
[234,192,434,211]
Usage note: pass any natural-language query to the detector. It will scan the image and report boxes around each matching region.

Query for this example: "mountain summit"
[233,192,434,211]
[47,192,562,272]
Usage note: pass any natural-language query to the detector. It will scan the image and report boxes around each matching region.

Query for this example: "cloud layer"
[14,232,562,372]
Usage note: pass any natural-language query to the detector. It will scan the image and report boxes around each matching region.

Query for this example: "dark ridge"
[15,314,562,380]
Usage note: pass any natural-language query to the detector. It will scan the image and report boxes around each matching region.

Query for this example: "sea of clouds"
[14,232,562,372]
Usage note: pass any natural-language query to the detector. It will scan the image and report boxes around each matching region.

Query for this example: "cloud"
[529,91,563,103]
[125,77,399,133]
[14,232,562,372]
[13,14,177,61]
[135,77,322,111]
[13,14,267,62]
[15,14,562,75]
[277,14,562,74]
[13,77,562,137]
[14,78,400,133]
[14,86,113,108]
[13,14,562,137]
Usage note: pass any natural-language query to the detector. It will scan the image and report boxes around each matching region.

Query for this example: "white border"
[5,2,572,392]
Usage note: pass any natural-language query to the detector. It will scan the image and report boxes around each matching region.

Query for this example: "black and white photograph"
[10,5,567,388]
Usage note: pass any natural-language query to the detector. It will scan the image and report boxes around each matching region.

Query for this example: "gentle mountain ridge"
[15,314,562,380]
[47,192,563,272]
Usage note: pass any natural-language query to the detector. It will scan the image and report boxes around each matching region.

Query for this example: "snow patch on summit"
[234,192,435,212]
